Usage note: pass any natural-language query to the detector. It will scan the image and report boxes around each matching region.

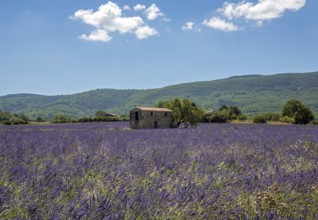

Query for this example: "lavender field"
[1,122,318,219]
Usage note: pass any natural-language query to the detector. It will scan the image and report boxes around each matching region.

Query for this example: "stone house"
[130,107,174,129]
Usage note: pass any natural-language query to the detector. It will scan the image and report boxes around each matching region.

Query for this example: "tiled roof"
[134,107,172,112]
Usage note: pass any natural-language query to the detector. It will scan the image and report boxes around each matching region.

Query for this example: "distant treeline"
[0,110,129,125]
[52,111,129,124]
[0,111,29,125]
[1,99,317,126]
[156,98,317,126]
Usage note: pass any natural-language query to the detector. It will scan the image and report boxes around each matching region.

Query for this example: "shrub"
[52,114,72,124]
[253,115,267,124]
[238,114,248,121]
[280,116,295,124]
[309,119,318,125]
[36,117,45,122]
[263,112,281,122]
[207,112,228,123]
[3,120,12,125]
[11,117,28,125]
[203,106,247,123]
[78,117,93,123]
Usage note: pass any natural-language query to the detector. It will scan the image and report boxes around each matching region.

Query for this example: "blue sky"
[0,0,317,96]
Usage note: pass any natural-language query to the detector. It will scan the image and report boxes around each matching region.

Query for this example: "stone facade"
[130,107,174,129]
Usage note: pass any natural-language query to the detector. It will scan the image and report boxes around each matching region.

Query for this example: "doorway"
[135,112,139,121]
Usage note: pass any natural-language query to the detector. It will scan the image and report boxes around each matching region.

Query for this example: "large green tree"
[282,100,314,125]
[157,98,204,128]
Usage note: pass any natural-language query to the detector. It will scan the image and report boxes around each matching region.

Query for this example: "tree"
[52,114,72,124]
[204,112,228,123]
[156,98,204,128]
[0,111,28,125]
[282,100,314,125]
[14,114,29,122]
[218,105,245,120]
[0,111,11,122]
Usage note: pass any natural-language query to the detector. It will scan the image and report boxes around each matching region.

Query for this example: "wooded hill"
[1,72,317,120]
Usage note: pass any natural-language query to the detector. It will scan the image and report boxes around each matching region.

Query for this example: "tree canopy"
[156,98,204,128]
[204,105,247,123]
[0,111,28,125]
[282,100,314,125]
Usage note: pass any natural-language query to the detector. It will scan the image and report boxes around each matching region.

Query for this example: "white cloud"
[181,22,201,32]
[71,1,159,42]
[203,0,306,32]
[79,29,112,42]
[182,22,195,30]
[134,4,146,11]
[123,5,130,11]
[162,17,172,22]
[135,26,159,39]
[219,0,306,21]
[144,4,164,20]
[203,17,239,32]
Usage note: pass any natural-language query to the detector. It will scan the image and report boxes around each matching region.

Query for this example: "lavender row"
[1,123,318,219]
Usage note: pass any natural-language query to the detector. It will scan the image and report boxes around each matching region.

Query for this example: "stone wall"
[130,108,173,129]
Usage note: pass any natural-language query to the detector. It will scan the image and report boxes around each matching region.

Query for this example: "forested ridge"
[1,72,317,120]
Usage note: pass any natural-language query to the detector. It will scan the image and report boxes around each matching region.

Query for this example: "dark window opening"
[135,112,139,121]
[165,112,167,117]
[151,112,153,116]
[154,121,158,128]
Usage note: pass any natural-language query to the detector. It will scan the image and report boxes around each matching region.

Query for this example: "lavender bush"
[1,122,318,219]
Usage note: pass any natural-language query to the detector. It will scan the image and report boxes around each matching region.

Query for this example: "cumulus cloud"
[133,4,146,11]
[204,0,306,31]
[203,17,239,32]
[182,22,201,32]
[182,22,195,30]
[123,5,130,11]
[135,26,159,39]
[71,1,159,42]
[219,0,306,21]
[79,29,112,42]
[145,4,164,20]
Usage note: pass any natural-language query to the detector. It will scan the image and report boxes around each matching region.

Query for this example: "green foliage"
[310,119,318,125]
[204,112,228,123]
[253,115,267,124]
[156,100,170,108]
[13,113,29,122]
[204,105,247,123]
[0,111,11,122]
[262,112,281,122]
[280,116,295,124]
[0,111,28,125]
[78,112,129,123]
[78,116,94,123]
[237,114,248,121]
[252,112,281,124]
[282,100,315,124]
[52,114,72,124]
[218,105,246,120]
[10,117,28,125]
[36,117,45,122]
[156,98,204,128]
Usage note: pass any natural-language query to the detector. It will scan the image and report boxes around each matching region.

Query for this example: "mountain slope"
[1,72,317,120]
